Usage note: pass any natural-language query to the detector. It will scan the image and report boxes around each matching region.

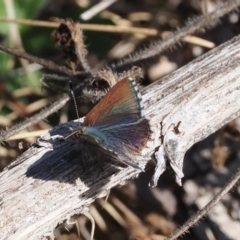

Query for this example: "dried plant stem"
[0,95,69,142]
[165,168,240,240]
[0,44,84,76]
[117,0,240,68]
[0,16,214,48]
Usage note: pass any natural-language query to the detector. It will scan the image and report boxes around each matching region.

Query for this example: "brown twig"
[0,43,84,77]
[165,168,240,240]
[115,0,240,70]
[0,17,214,48]
[0,95,70,142]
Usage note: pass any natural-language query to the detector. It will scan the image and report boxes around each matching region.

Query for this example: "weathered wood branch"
[1,34,240,240]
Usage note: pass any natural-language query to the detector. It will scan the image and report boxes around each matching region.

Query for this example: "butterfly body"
[76,77,152,169]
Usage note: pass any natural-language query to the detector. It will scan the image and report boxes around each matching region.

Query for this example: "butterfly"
[75,76,152,169]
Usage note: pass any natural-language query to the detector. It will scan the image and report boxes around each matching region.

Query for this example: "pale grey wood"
[1,34,240,240]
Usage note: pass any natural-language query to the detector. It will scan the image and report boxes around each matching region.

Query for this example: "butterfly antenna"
[69,80,80,125]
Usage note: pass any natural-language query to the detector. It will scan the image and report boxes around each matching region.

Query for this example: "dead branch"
[0,44,84,76]
[165,168,240,240]
[115,0,240,69]
[1,33,240,240]
[0,95,70,142]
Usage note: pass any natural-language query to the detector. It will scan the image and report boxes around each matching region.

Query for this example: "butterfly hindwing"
[83,119,151,167]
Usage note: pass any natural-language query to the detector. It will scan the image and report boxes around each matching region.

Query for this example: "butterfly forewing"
[83,77,143,127]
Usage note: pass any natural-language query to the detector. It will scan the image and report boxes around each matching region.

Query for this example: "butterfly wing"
[83,119,151,168]
[83,77,144,127]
